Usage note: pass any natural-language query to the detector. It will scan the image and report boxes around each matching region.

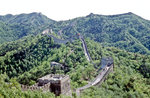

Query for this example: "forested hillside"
[53,12,150,54]
[0,12,150,97]
[0,33,150,97]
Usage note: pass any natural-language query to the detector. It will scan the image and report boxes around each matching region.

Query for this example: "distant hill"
[0,12,55,43]
[1,12,150,54]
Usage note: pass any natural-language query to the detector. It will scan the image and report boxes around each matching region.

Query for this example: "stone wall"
[97,64,114,86]
[76,63,114,96]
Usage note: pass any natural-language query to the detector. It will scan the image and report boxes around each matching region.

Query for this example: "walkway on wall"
[79,36,91,61]
[76,62,113,96]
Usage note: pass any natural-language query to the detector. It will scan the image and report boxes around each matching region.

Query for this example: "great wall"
[21,23,114,97]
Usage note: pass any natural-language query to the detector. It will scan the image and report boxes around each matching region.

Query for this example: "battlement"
[38,74,66,81]
[21,83,50,92]
[38,74,69,85]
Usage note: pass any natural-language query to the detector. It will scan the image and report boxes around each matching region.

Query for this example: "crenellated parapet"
[21,82,50,92]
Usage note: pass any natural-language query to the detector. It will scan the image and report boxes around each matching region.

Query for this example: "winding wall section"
[43,27,114,97]
[79,36,92,61]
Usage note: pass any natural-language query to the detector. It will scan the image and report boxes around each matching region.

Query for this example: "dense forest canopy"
[0,12,150,98]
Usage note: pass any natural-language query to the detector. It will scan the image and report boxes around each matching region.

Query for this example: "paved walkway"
[80,36,91,61]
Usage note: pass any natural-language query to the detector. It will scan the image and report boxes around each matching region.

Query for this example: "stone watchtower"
[38,74,72,96]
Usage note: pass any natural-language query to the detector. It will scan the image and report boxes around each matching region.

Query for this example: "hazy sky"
[0,0,149,21]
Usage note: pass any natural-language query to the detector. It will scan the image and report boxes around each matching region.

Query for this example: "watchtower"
[38,74,71,96]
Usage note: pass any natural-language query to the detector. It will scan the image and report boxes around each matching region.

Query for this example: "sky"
[0,0,150,21]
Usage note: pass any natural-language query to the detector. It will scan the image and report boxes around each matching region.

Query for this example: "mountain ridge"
[1,12,150,54]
